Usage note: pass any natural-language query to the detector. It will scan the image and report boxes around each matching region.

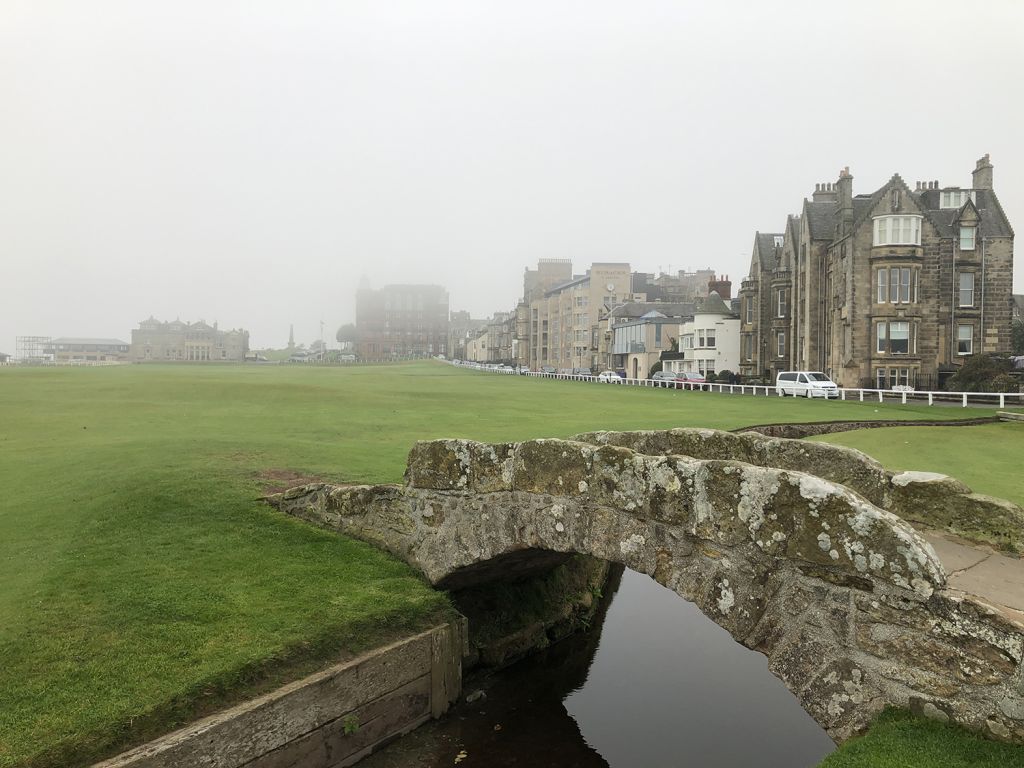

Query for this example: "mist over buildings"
[2,1,1022,350]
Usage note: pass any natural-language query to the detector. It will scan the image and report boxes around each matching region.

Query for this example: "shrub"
[648,361,663,377]
[946,355,1017,393]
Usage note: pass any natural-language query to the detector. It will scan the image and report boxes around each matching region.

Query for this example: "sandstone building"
[739,155,1014,388]
[130,318,249,362]
[355,284,449,359]
[522,262,634,371]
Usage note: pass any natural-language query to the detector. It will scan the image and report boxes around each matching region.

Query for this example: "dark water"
[360,568,835,768]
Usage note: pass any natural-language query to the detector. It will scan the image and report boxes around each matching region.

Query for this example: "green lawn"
[0,362,1012,767]
[821,709,1024,767]
[814,422,1024,507]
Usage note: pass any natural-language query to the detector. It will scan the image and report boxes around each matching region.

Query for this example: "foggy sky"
[2,1,1023,351]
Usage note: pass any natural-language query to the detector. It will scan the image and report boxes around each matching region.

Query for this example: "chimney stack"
[836,167,854,237]
[972,153,993,190]
[708,274,732,301]
[812,181,838,202]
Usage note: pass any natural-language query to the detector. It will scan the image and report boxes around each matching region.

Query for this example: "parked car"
[597,370,622,383]
[540,366,557,376]
[675,372,707,389]
[650,370,681,388]
[574,367,592,377]
[776,371,839,398]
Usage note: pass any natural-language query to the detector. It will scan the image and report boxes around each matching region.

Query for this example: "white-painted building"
[664,293,740,379]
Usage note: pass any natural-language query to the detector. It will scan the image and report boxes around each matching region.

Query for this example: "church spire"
[288,324,295,350]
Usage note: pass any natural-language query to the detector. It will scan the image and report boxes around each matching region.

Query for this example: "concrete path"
[924,531,1024,626]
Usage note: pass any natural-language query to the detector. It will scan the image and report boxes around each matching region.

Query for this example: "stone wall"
[268,428,1024,745]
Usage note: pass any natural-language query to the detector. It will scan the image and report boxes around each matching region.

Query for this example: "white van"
[776,371,839,399]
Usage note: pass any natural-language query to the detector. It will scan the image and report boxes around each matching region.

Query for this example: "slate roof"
[544,274,589,296]
[608,302,695,321]
[801,201,833,240]
[693,291,735,316]
[49,337,129,346]
[911,189,1014,238]
[753,232,784,273]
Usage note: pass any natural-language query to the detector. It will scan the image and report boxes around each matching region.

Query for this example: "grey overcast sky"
[2,1,1022,350]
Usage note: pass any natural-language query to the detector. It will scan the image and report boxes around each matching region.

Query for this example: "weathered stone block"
[511,440,593,496]
[405,440,513,493]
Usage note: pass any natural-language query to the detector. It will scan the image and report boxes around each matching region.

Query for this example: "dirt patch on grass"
[258,468,344,494]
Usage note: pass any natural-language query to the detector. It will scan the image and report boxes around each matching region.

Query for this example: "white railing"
[449,361,1024,408]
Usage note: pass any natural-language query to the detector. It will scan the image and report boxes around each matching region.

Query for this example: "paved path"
[924,531,1024,626]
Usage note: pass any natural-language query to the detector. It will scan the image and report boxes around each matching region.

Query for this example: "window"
[697,330,705,347]
[959,272,975,307]
[957,324,973,355]
[889,322,910,354]
[873,215,922,246]
[877,267,916,304]
[743,335,752,361]
[705,329,716,348]
[776,331,785,358]
[960,226,976,251]
[877,321,912,354]
[745,298,754,324]
[940,190,974,209]
[776,288,787,317]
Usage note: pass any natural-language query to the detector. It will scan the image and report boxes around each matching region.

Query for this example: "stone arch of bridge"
[270,432,1024,745]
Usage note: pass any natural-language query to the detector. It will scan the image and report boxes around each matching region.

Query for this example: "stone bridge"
[268,428,1024,744]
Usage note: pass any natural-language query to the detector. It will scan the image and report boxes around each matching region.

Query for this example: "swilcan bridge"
[269,428,1024,744]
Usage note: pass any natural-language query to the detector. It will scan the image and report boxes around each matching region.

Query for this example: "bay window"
[873,215,922,246]
[876,321,913,355]
[876,267,917,304]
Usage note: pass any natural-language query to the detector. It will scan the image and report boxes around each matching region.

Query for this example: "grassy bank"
[814,422,1024,507]
[0,361,1011,766]
[820,709,1024,767]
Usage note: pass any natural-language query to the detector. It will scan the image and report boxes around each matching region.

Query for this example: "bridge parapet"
[573,428,1024,554]
[268,429,1024,745]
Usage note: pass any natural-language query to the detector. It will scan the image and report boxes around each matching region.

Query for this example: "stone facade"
[130,318,248,362]
[740,156,1015,388]
[523,262,633,371]
[270,428,1024,745]
[355,284,449,359]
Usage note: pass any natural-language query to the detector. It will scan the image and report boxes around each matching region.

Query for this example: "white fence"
[450,362,1024,409]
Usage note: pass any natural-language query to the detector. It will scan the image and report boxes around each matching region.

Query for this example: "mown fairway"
[0,361,1014,767]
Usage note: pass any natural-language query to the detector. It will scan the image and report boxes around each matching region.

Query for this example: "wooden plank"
[240,675,431,768]
[95,627,442,768]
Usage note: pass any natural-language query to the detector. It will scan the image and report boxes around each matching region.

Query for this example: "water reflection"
[358,567,834,768]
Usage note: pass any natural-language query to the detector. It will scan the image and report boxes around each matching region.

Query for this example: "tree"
[946,355,1017,393]
[1012,319,1024,356]
[717,369,734,384]
[336,324,359,344]
[648,361,663,378]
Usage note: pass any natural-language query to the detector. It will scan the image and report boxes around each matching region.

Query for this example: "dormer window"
[773,236,783,247]
[873,215,922,246]
[940,190,975,209]
[959,225,976,251]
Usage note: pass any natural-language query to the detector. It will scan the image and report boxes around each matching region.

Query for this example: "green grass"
[814,422,1024,507]
[820,709,1024,767]
[0,362,1009,767]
